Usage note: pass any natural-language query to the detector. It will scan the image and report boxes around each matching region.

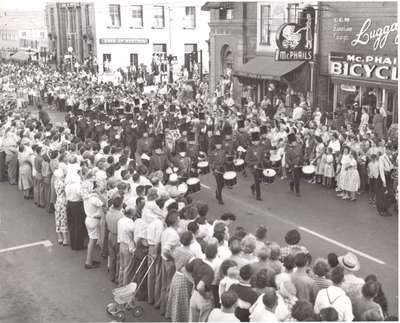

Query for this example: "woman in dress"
[323,147,335,189]
[48,150,59,213]
[336,146,351,196]
[166,231,195,322]
[41,152,51,210]
[54,168,70,245]
[17,143,34,199]
[160,210,181,317]
[342,150,360,201]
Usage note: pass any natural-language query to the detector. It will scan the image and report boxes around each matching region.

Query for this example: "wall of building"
[207,2,257,101]
[0,10,47,58]
[316,1,398,115]
[46,2,96,67]
[94,2,209,74]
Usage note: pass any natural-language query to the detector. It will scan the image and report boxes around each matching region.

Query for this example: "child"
[218,259,239,302]
[324,147,335,188]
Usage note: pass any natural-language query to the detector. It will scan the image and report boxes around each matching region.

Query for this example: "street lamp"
[68,46,73,71]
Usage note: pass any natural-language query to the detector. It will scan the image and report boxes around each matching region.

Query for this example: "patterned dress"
[166,246,194,322]
[54,178,68,233]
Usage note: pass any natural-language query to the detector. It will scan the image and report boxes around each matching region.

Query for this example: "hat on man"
[338,252,360,272]
[188,131,195,142]
[251,131,260,142]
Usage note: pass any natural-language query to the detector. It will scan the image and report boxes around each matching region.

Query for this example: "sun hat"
[338,252,360,272]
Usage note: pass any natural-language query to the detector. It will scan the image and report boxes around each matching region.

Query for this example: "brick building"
[203,2,316,105]
[316,1,397,123]
[45,2,96,68]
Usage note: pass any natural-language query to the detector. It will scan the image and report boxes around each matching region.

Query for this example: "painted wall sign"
[329,52,398,81]
[99,38,149,45]
[275,6,315,61]
[351,19,398,51]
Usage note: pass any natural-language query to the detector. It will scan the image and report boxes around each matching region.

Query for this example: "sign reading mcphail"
[99,38,149,45]
[329,52,398,81]
[275,6,315,61]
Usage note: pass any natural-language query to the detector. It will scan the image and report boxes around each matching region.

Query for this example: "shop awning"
[9,50,30,61]
[201,2,234,11]
[233,56,305,80]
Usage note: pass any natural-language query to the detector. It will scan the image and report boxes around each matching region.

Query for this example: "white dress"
[342,158,360,192]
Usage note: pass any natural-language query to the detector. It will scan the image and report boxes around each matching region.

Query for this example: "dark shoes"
[256,197,263,201]
[85,262,100,269]
[218,199,224,205]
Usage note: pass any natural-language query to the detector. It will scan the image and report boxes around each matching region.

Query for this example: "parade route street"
[0,164,398,322]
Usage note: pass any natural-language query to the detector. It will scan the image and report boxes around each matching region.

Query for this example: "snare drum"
[270,154,282,169]
[302,165,316,181]
[223,171,237,186]
[233,159,245,172]
[262,169,276,184]
[197,161,210,175]
[186,177,201,193]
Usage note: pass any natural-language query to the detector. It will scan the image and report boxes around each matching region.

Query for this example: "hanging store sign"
[329,52,398,81]
[275,6,315,61]
[340,84,357,92]
[99,38,149,45]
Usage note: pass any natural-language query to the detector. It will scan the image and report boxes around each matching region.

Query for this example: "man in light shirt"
[314,266,354,322]
[117,210,135,286]
[146,212,164,307]
[83,185,106,269]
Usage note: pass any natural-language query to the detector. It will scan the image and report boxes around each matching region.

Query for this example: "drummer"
[234,119,250,177]
[245,129,265,201]
[285,133,304,197]
[209,133,226,205]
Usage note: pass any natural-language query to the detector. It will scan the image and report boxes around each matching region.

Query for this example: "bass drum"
[186,177,201,193]
[223,171,237,187]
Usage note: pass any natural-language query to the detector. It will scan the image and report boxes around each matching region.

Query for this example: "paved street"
[0,151,398,322]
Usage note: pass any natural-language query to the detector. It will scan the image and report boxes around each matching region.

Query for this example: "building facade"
[0,10,48,60]
[45,2,96,68]
[316,1,398,123]
[93,2,210,75]
[203,2,317,105]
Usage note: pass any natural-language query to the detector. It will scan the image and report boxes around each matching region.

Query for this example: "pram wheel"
[115,311,125,321]
[132,305,143,317]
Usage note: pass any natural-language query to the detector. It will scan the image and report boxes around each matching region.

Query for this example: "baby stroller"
[106,255,155,322]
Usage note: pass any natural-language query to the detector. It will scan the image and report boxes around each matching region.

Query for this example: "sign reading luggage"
[275,6,315,61]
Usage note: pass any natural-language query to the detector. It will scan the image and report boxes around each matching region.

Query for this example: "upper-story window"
[131,5,143,28]
[85,5,90,27]
[109,4,121,28]
[184,6,196,29]
[260,5,271,45]
[219,8,233,20]
[21,31,27,37]
[153,6,165,28]
[287,3,300,23]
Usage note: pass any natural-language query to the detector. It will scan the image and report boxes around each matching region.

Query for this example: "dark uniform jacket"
[285,142,304,169]
[245,144,265,168]
[209,149,226,173]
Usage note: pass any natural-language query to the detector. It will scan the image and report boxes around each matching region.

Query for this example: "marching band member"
[285,133,304,197]
[245,130,265,201]
[209,133,226,205]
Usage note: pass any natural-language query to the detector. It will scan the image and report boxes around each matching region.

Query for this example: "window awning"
[9,50,30,61]
[233,55,305,80]
[201,2,234,11]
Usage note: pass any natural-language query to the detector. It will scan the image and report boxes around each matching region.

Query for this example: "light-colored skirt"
[343,169,360,192]
[18,162,33,190]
